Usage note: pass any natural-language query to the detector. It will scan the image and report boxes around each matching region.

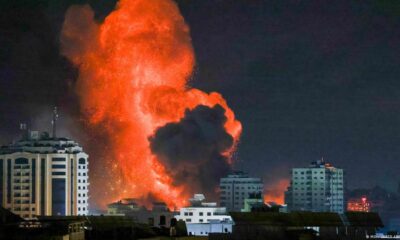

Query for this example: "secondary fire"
[347,196,371,212]
[264,179,289,205]
[61,0,241,208]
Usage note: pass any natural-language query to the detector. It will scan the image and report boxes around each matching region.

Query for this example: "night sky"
[1,0,400,194]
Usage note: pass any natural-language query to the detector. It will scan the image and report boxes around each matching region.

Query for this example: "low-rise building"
[175,194,233,236]
[107,198,141,215]
[106,199,176,228]
[241,198,264,212]
[185,220,233,236]
[230,211,383,240]
[0,207,85,240]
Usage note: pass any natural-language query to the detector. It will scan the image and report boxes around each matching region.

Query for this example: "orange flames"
[264,179,289,205]
[61,0,241,208]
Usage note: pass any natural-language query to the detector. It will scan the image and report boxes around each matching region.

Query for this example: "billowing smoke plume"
[150,105,233,198]
[61,0,242,208]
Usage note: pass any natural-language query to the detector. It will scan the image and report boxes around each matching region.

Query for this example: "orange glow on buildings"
[60,0,242,208]
[347,196,371,212]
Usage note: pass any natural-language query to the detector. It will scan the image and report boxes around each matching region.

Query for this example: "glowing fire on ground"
[61,0,241,208]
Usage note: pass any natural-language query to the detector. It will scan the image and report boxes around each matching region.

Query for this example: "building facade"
[106,198,176,228]
[0,130,89,218]
[175,194,233,236]
[219,171,264,212]
[284,159,344,213]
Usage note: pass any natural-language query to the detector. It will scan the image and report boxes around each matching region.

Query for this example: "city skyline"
[0,0,400,208]
[0,0,399,238]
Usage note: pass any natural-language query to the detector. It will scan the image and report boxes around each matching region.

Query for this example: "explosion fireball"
[61,0,241,208]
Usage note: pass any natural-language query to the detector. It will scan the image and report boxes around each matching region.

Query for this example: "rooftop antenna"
[51,107,59,138]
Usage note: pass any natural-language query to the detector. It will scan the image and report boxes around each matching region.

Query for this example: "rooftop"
[230,211,383,227]
[0,131,84,155]
[185,194,221,208]
[308,159,337,169]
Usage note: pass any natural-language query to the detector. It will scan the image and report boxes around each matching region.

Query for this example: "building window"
[52,158,66,162]
[15,158,28,164]
[52,165,65,169]
[52,178,66,216]
[207,212,211,216]
[199,212,203,216]
[159,215,166,226]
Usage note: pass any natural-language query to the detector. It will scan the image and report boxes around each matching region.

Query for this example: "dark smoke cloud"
[149,104,234,200]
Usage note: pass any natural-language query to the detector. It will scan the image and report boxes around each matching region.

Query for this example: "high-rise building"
[219,171,263,212]
[0,130,89,219]
[284,159,344,213]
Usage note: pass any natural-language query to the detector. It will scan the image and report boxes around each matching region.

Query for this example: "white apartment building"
[175,194,233,236]
[0,130,89,219]
[219,171,263,211]
[284,159,344,213]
